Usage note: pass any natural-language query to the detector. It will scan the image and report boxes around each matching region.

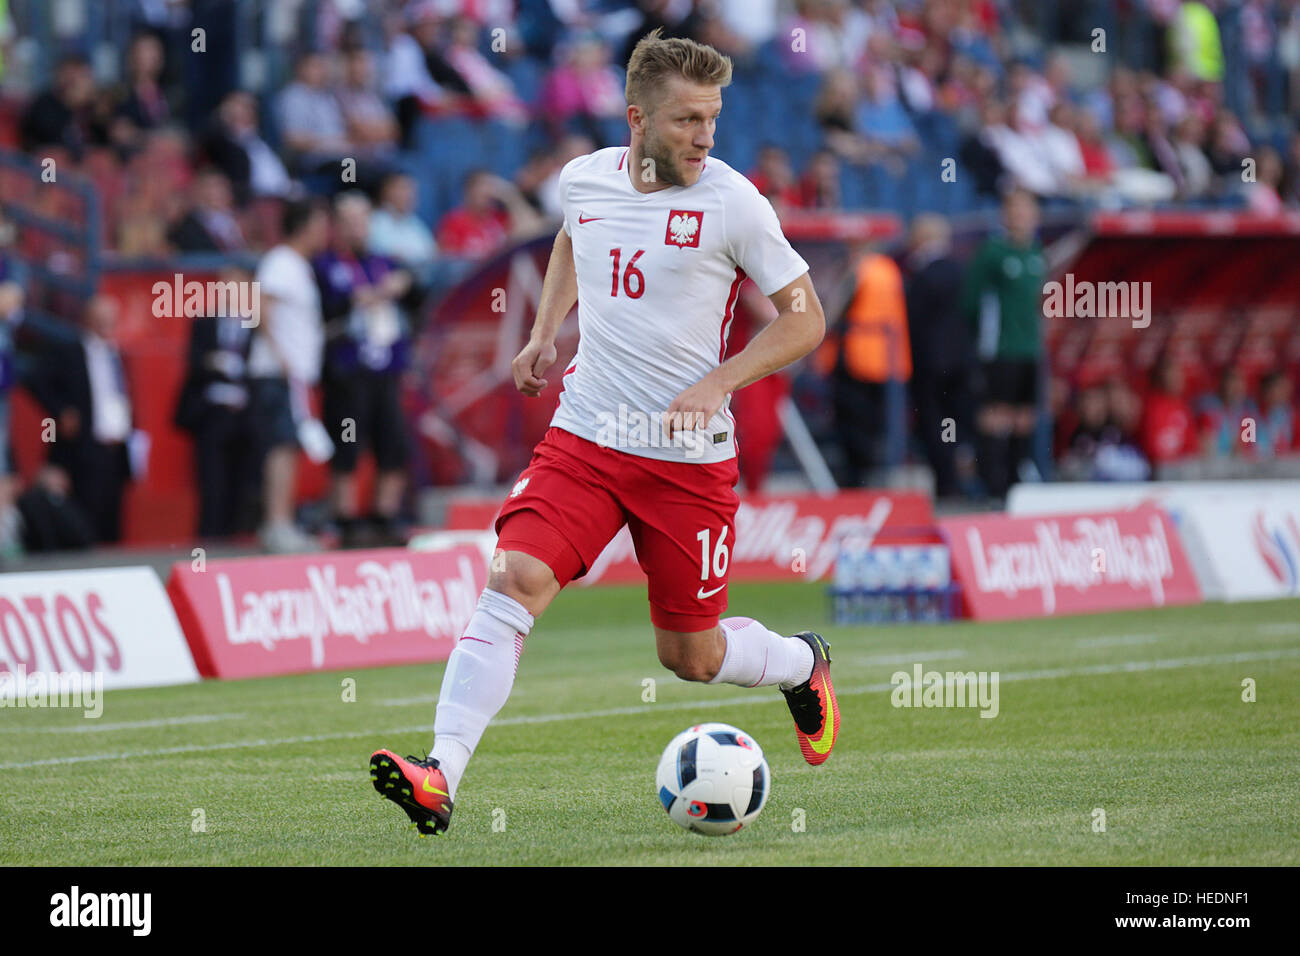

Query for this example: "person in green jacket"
[961,188,1046,500]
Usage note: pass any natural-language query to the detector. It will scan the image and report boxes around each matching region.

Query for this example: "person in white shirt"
[370,29,837,838]
[248,199,331,554]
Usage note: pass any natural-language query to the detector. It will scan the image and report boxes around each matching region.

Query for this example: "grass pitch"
[1,581,1297,866]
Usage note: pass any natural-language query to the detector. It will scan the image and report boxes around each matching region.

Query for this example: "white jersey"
[549,146,809,464]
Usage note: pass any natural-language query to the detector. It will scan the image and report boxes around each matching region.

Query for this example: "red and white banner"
[941,505,1202,620]
[1009,481,1300,602]
[167,545,486,679]
[0,567,199,690]
[445,490,934,585]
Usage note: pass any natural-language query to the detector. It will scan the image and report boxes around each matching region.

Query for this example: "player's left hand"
[663,378,725,439]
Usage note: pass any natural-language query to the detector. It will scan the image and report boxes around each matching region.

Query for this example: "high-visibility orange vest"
[839,251,912,383]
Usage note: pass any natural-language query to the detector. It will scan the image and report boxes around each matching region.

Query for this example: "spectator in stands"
[109,32,172,156]
[445,17,528,123]
[336,47,400,159]
[1280,132,1300,206]
[1169,114,1214,200]
[436,169,542,259]
[167,167,247,254]
[368,172,438,279]
[1073,107,1118,193]
[699,0,777,59]
[1139,354,1199,466]
[854,67,921,175]
[1245,146,1285,216]
[201,90,294,203]
[26,295,136,545]
[384,4,471,145]
[712,0,779,51]
[799,149,841,208]
[619,0,705,68]
[316,193,413,548]
[540,33,626,142]
[814,69,872,166]
[1197,366,1257,457]
[1058,378,1150,482]
[0,280,23,561]
[1106,376,1146,453]
[748,145,804,213]
[1205,110,1251,181]
[276,51,350,176]
[831,244,912,487]
[903,215,971,500]
[990,102,1059,198]
[20,53,103,159]
[172,266,258,539]
[524,133,595,220]
[1168,0,1225,85]
[247,199,331,554]
[962,188,1046,500]
[1256,370,1296,457]
[1283,3,1300,115]
[959,98,1010,198]
[780,0,872,73]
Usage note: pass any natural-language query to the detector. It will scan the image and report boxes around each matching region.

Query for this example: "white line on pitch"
[849,649,967,666]
[1075,634,1159,648]
[0,713,243,734]
[375,695,439,707]
[1,648,1296,771]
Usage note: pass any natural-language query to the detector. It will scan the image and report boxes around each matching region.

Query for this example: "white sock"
[430,588,533,799]
[708,617,814,690]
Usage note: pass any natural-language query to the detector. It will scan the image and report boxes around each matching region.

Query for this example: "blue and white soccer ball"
[655,722,770,835]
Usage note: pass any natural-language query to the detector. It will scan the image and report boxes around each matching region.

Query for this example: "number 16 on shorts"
[696,527,730,600]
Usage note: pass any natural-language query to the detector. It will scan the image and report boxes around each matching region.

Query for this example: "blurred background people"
[903,214,971,500]
[26,295,136,544]
[316,193,413,548]
[248,199,331,554]
[831,242,911,487]
[963,189,1046,501]
[172,266,258,539]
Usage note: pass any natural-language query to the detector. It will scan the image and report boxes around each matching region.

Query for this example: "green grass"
[1,582,1297,866]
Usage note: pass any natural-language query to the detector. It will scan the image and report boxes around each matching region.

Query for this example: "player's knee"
[488,553,556,608]
[657,645,717,683]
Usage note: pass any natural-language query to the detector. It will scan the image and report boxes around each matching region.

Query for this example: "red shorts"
[495,427,739,632]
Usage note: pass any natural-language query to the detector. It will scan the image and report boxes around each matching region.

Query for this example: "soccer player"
[371,29,838,836]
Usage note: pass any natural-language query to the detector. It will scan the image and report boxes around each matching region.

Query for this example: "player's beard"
[641,126,690,188]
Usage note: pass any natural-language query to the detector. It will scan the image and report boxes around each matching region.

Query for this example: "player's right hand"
[512,338,557,397]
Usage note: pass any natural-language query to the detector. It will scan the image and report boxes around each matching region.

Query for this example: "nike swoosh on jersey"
[578,215,604,224]
[697,584,725,599]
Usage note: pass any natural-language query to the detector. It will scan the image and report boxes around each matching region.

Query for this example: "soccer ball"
[655,722,770,835]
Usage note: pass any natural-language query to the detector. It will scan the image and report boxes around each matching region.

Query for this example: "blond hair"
[624,27,733,113]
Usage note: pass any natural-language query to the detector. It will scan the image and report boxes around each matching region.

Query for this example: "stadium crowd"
[0,0,1297,557]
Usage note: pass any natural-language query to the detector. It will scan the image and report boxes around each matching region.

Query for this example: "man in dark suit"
[173,267,258,538]
[166,168,247,254]
[27,295,135,545]
[904,214,974,500]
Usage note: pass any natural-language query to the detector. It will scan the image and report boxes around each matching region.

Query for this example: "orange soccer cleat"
[780,632,840,765]
[369,749,454,836]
